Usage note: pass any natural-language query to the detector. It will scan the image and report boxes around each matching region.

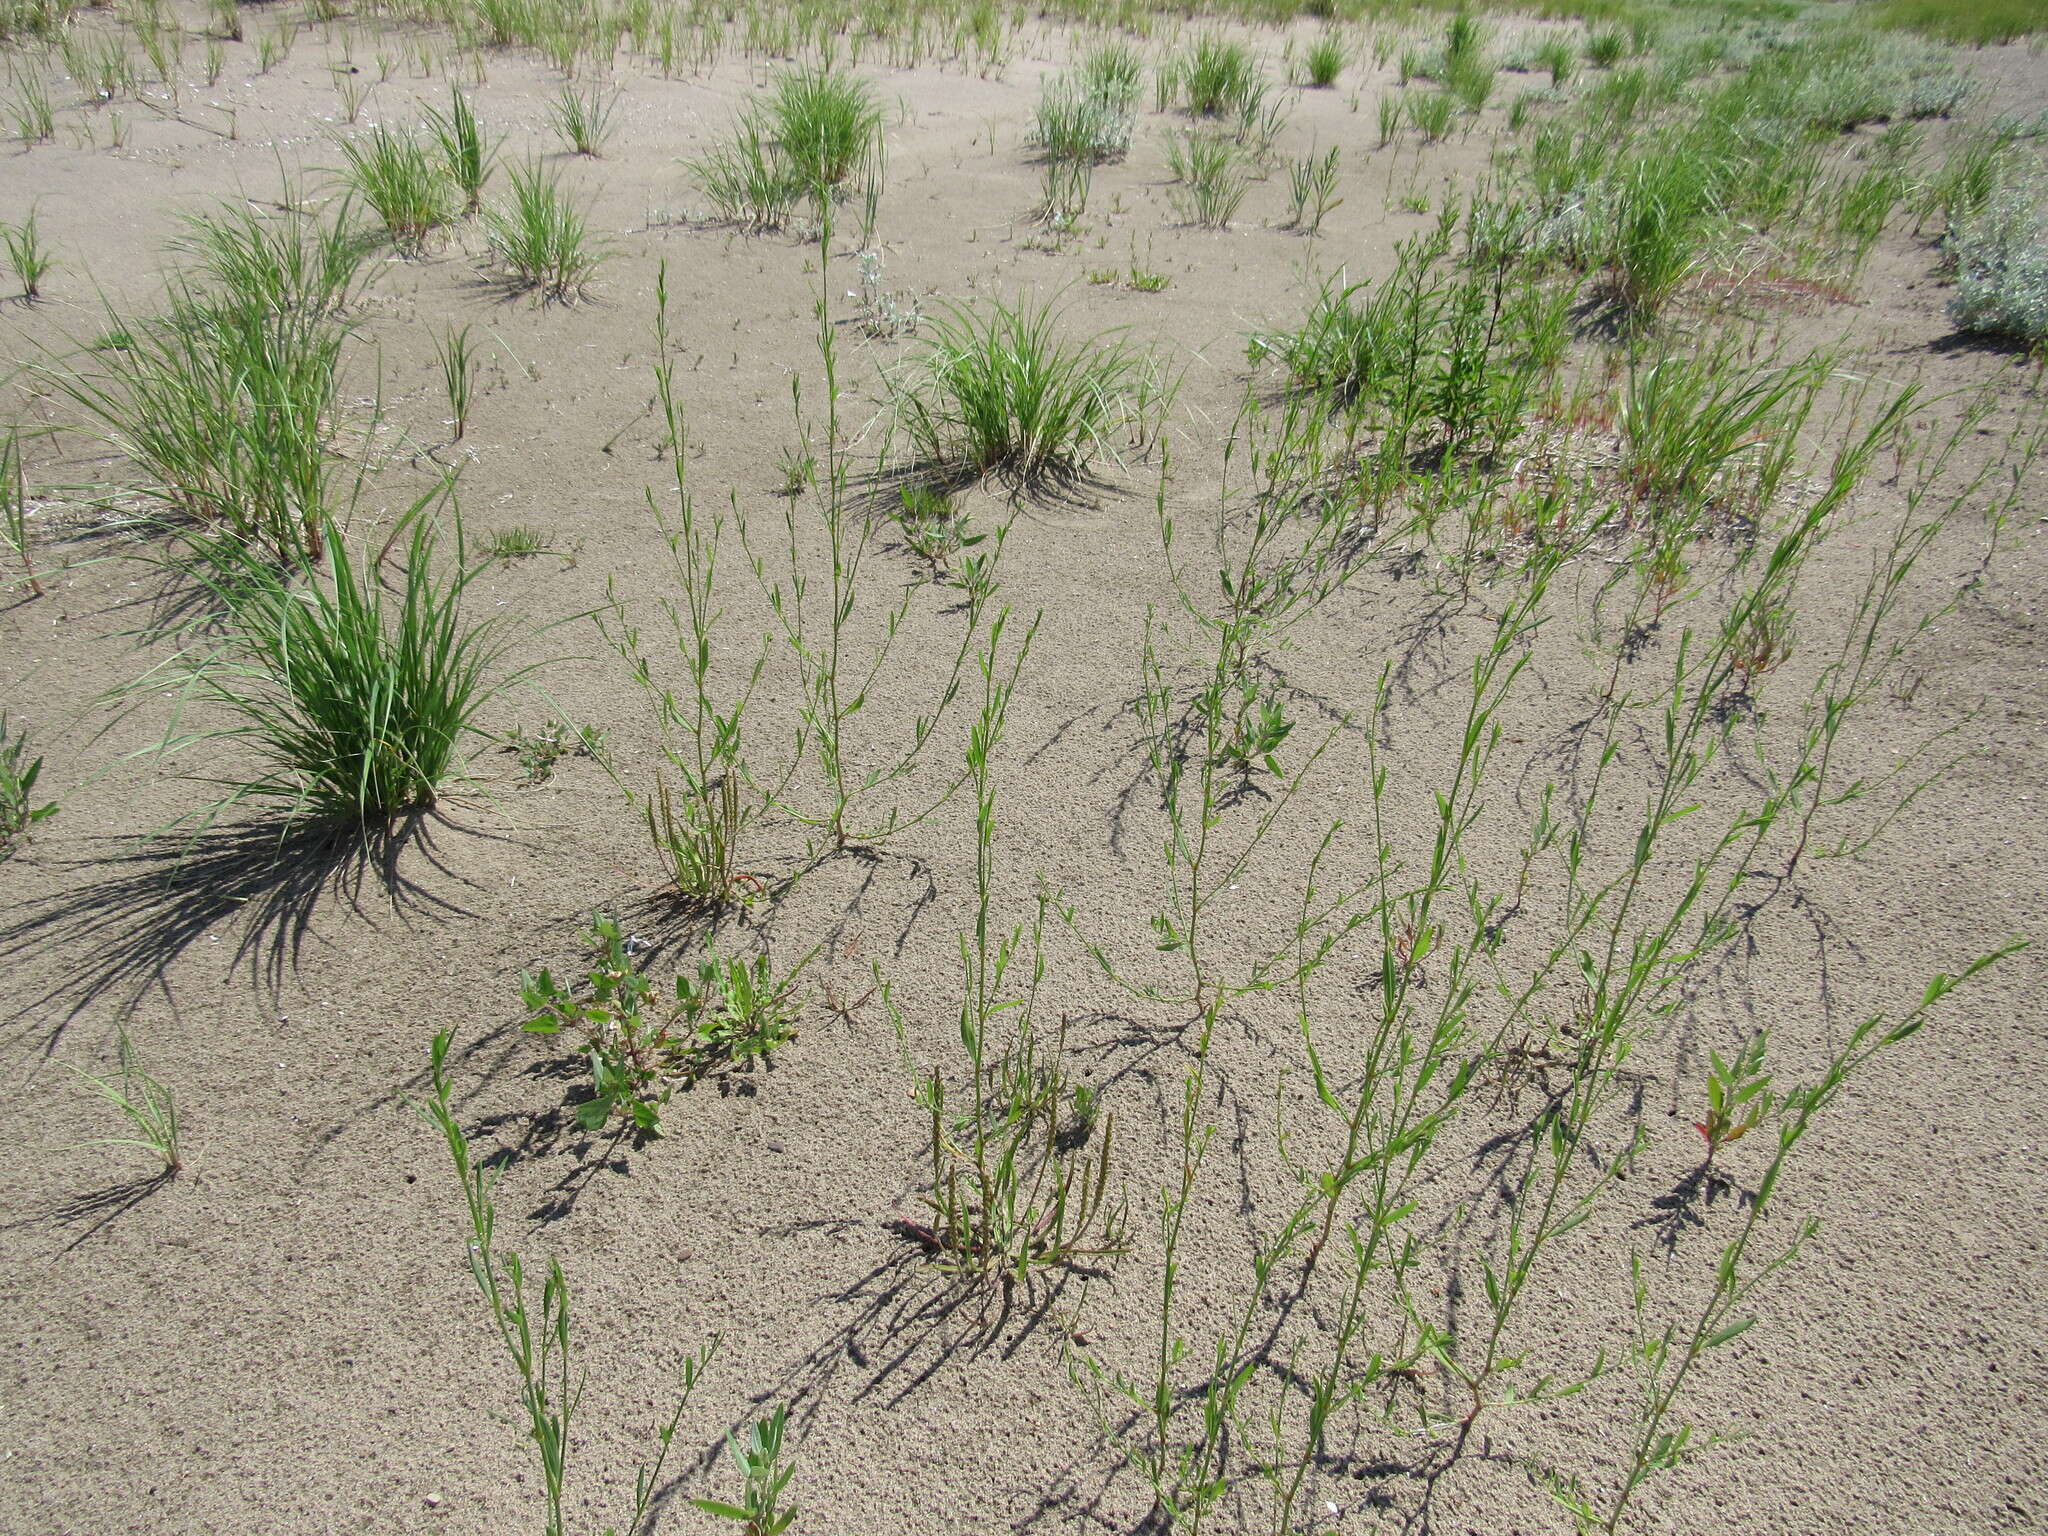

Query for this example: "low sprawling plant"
[521,913,810,1136]
[891,298,1156,485]
[694,1405,798,1534]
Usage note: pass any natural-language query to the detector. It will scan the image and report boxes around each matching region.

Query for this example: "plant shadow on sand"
[0,807,506,1040]
[0,1168,177,1255]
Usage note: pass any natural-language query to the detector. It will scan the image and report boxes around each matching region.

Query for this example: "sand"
[2,10,2045,1536]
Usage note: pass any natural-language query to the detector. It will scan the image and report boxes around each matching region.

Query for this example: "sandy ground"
[1,9,2045,1536]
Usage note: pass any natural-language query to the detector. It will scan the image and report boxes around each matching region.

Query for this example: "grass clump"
[768,62,882,200]
[171,199,371,318]
[1165,130,1251,227]
[336,124,455,254]
[1302,32,1346,89]
[139,498,532,827]
[2,210,53,300]
[546,80,618,156]
[892,298,1155,485]
[483,163,603,303]
[41,297,347,560]
[1870,0,2048,44]
[422,87,496,214]
[1159,34,1258,118]
[1031,72,1135,165]
[690,62,881,227]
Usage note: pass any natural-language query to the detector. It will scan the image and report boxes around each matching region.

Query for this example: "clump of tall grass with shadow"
[1159,33,1258,118]
[1165,129,1251,227]
[483,162,603,303]
[1603,149,1717,324]
[890,297,1160,486]
[768,61,881,200]
[423,86,496,214]
[135,494,539,829]
[336,124,455,253]
[40,294,348,561]
[690,61,881,228]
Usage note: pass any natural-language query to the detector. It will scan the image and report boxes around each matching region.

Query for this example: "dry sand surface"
[2,7,2046,1535]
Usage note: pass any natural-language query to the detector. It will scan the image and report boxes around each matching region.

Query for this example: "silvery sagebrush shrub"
[1948,188,2048,350]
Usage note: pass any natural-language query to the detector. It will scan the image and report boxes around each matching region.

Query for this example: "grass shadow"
[0,808,494,1041]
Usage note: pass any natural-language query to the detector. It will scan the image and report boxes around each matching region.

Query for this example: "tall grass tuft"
[769,62,881,201]
[423,86,496,214]
[483,163,603,303]
[171,199,371,317]
[546,79,618,156]
[1165,130,1250,227]
[1302,32,1345,89]
[1606,150,1715,323]
[690,62,880,226]
[41,297,346,560]
[892,298,1154,485]
[2,211,54,300]
[1160,34,1257,118]
[69,1028,182,1174]
[337,124,455,254]
[141,496,533,827]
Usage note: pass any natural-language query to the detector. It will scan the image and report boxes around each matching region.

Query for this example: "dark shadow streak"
[0,806,505,1044]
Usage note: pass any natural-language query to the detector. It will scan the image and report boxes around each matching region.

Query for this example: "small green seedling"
[69,1028,182,1174]
[1,713,58,852]
[694,1404,797,1535]
[1697,1031,1775,1167]
[505,720,603,784]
